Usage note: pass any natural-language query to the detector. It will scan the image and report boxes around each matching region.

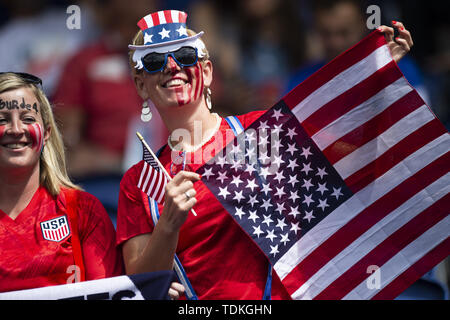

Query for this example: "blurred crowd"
[0,0,448,298]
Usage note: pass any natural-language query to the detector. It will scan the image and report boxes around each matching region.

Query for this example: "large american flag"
[198,30,449,300]
[137,140,167,204]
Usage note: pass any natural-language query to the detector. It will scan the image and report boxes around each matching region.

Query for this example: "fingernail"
[392,20,397,24]
[400,27,404,31]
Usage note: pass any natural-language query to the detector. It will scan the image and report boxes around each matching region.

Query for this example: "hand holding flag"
[136,132,197,216]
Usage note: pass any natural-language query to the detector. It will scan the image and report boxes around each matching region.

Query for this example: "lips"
[1,142,31,150]
[162,77,188,88]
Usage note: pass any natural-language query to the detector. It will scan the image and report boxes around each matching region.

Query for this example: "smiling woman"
[0,73,73,195]
[0,72,123,293]
[116,9,415,300]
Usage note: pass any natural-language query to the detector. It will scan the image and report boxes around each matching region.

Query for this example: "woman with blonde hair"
[0,72,123,292]
[116,10,414,299]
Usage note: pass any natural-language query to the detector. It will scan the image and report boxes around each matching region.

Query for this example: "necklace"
[167,113,222,153]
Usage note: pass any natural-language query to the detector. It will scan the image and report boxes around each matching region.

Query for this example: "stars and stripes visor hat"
[129,10,206,70]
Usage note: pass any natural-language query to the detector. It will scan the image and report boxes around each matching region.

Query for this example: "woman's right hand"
[159,171,200,233]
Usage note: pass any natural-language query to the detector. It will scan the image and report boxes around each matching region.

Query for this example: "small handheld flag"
[136,132,197,216]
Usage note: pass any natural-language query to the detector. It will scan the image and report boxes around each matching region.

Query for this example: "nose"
[6,118,25,136]
[164,55,181,73]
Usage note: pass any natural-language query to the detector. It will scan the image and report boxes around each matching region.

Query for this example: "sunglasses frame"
[141,47,199,74]
[0,72,43,87]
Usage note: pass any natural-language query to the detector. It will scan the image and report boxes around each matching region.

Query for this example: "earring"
[206,87,212,110]
[141,99,152,122]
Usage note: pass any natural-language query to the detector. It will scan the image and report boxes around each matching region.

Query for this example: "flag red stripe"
[155,174,166,203]
[138,162,150,190]
[283,31,386,111]
[323,91,425,164]
[302,61,401,137]
[151,13,160,26]
[149,171,163,200]
[137,18,148,30]
[281,152,449,295]
[164,10,173,23]
[144,167,157,195]
[372,237,450,300]
[179,11,187,23]
[157,174,166,202]
[314,194,449,299]
[345,119,447,193]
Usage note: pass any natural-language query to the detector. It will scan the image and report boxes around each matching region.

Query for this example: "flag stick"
[136,132,197,217]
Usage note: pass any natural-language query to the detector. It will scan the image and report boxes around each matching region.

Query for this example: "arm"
[122,171,200,274]
[378,21,414,63]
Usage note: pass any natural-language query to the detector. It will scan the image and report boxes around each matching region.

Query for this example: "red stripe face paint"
[175,62,204,107]
[0,126,4,155]
[27,123,44,152]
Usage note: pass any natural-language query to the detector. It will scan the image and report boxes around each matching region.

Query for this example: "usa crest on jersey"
[40,215,71,242]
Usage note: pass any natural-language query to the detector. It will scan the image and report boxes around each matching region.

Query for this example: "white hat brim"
[128,31,204,50]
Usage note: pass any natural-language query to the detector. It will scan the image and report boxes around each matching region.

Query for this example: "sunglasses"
[141,47,199,74]
[0,72,43,87]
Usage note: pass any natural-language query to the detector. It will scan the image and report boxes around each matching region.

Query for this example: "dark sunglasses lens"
[174,47,197,66]
[142,52,166,72]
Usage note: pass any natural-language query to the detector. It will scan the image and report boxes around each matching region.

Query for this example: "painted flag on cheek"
[175,63,203,107]
[198,30,450,300]
[28,123,44,153]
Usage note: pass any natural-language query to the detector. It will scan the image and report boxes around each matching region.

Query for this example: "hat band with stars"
[128,10,205,70]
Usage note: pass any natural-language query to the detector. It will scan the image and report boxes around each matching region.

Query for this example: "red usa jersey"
[116,111,291,300]
[0,186,123,293]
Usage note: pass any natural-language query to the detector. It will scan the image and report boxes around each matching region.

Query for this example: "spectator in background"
[0,0,97,97]
[232,0,307,111]
[285,0,430,106]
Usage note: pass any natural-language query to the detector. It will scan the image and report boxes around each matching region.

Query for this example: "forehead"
[0,87,42,114]
[0,86,36,100]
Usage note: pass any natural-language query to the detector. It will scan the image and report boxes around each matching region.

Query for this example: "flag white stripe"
[158,11,166,24]
[141,164,153,192]
[171,10,179,23]
[312,78,412,151]
[343,215,450,300]
[291,174,449,299]
[152,173,163,202]
[138,162,148,189]
[144,168,158,197]
[274,133,450,280]
[334,105,434,179]
[144,15,154,28]
[292,45,392,123]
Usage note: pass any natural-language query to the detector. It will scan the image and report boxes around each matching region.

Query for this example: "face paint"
[27,123,44,152]
[174,62,204,107]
